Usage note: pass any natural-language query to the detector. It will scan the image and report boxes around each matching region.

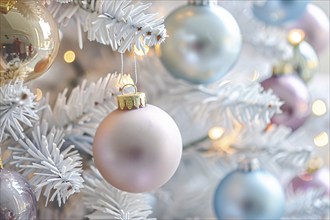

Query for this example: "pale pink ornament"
[93,87,182,193]
[284,4,329,55]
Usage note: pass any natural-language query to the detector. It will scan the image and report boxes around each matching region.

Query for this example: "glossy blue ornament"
[214,159,285,220]
[252,0,309,26]
[159,1,242,84]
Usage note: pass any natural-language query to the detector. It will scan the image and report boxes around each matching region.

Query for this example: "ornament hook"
[120,84,138,95]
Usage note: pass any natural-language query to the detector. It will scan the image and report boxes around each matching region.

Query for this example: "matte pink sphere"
[261,73,310,130]
[93,104,182,193]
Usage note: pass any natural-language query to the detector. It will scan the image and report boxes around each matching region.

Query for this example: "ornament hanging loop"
[117,84,146,110]
[120,84,138,95]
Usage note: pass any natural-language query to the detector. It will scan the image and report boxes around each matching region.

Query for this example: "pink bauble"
[289,168,330,196]
[285,4,329,55]
[261,73,310,130]
[93,104,182,193]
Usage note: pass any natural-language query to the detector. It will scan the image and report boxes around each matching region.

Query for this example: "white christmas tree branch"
[284,189,330,219]
[0,80,39,142]
[139,57,282,130]
[208,124,312,171]
[166,81,282,129]
[49,73,133,155]
[83,166,154,220]
[9,121,84,207]
[48,0,166,52]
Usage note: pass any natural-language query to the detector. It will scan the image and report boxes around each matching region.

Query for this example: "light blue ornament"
[253,0,309,26]
[159,0,242,84]
[214,159,285,220]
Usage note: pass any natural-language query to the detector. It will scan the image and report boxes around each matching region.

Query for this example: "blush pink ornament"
[284,4,330,55]
[93,85,182,193]
[289,168,330,196]
[261,62,310,130]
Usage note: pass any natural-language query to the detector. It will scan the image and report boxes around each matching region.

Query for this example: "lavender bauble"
[285,4,329,55]
[0,168,37,220]
[261,72,310,130]
[93,104,182,193]
[289,168,330,196]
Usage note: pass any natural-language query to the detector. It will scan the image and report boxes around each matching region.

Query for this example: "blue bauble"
[159,2,242,84]
[253,0,309,26]
[214,160,285,219]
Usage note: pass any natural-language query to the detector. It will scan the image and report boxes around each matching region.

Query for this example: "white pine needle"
[83,166,154,220]
[9,121,84,207]
[0,80,39,142]
[284,189,330,219]
[50,73,133,155]
[48,0,166,52]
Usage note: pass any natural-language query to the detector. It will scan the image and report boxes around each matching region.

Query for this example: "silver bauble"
[0,168,37,220]
[159,1,242,84]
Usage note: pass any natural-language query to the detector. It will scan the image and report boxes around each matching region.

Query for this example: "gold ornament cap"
[0,0,16,14]
[117,84,146,110]
[272,61,294,76]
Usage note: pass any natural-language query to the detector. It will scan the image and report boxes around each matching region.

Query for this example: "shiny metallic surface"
[0,169,37,220]
[214,168,285,219]
[0,4,59,84]
[159,4,241,84]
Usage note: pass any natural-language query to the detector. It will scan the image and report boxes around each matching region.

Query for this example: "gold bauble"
[0,2,59,84]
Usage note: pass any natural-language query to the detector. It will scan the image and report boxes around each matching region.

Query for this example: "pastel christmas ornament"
[252,0,309,26]
[285,4,329,55]
[93,85,182,193]
[289,168,330,196]
[261,63,310,130]
[0,166,37,220]
[159,0,241,84]
[0,1,59,84]
[214,158,285,220]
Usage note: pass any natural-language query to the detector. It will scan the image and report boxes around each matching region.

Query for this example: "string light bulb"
[64,50,76,63]
[288,29,305,46]
[208,127,225,140]
[314,132,329,147]
[312,99,327,116]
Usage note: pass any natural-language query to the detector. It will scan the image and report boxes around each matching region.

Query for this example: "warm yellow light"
[312,99,327,116]
[134,45,149,56]
[64,50,76,63]
[208,127,225,140]
[288,29,305,46]
[308,156,324,170]
[314,132,329,147]
[155,44,161,56]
